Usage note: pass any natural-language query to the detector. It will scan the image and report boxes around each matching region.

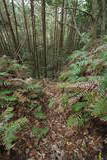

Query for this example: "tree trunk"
[3,0,17,56]
[30,0,40,78]
[41,0,47,77]
[91,0,98,40]
[59,0,65,50]
[22,0,31,55]
[101,0,106,35]
[58,0,65,71]
[11,0,19,44]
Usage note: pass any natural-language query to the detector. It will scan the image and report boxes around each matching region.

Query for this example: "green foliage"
[48,98,55,108]
[103,35,107,42]
[59,50,89,83]
[0,89,13,96]
[0,107,14,122]
[7,63,22,72]
[80,32,91,45]
[63,46,107,128]
[34,106,47,120]
[100,76,107,94]
[32,127,49,140]
[1,96,17,102]
[0,107,28,150]
[67,91,107,128]
[67,112,90,128]
[0,89,17,108]
[0,72,9,77]
[3,117,27,150]
[61,94,69,107]
[98,152,102,160]
[67,115,85,127]
[0,56,29,78]
[91,98,107,117]
[72,102,86,112]
[26,83,43,95]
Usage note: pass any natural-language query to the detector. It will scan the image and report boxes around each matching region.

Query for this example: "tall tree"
[101,0,106,35]
[30,0,40,78]
[11,0,19,44]
[91,0,98,40]
[3,0,17,57]
[59,0,65,50]
[41,0,47,77]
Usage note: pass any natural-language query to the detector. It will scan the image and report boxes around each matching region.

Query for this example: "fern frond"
[32,127,49,140]
[91,98,107,117]
[3,117,28,150]
[1,107,14,122]
[0,107,28,150]
[67,115,85,127]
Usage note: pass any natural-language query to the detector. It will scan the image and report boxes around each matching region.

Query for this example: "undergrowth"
[59,45,107,128]
[0,56,48,151]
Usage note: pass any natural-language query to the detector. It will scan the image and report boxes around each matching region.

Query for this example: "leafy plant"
[67,112,90,128]
[91,98,107,117]
[72,102,86,112]
[3,117,28,150]
[61,94,69,107]
[67,115,84,127]
[48,98,55,108]
[34,106,47,120]
[0,72,9,77]
[0,107,28,150]
[32,127,49,140]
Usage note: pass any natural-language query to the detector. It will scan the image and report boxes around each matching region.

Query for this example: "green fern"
[72,102,86,113]
[67,112,90,128]
[0,89,13,96]
[3,117,27,150]
[32,127,49,140]
[0,107,28,150]
[34,106,47,120]
[91,98,107,117]
[0,107,14,122]
[100,51,107,61]
[67,115,84,127]
[26,83,43,95]
[61,94,69,107]
[1,95,17,102]
[0,72,9,77]
[48,98,55,108]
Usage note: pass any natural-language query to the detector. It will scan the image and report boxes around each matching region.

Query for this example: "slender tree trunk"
[11,0,19,44]
[52,7,58,77]
[3,0,17,55]
[0,31,10,55]
[58,0,65,71]
[0,10,12,55]
[22,0,31,54]
[30,0,40,78]
[41,0,47,78]
[101,0,106,35]
[59,0,65,50]
[91,0,98,40]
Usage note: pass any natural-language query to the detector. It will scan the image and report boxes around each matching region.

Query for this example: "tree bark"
[101,0,106,35]
[12,0,19,44]
[41,0,47,77]
[3,0,17,55]
[30,0,40,78]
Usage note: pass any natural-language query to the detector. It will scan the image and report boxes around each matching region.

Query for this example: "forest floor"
[0,78,106,160]
[1,41,107,160]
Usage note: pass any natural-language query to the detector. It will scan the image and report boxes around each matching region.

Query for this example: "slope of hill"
[1,41,107,159]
